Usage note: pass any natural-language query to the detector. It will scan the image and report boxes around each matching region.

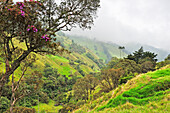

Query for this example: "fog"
[66,0,170,52]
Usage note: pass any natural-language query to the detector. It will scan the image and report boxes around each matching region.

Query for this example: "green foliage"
[5,107,36,113]
[114,59,141,76]
[59,103,78,113]
[157,54,170,69]
[100,68,124,92]
[106,57,120,69]
[0,96,10,113]
[69,42,86,54]
[86,52,104,68]
[96,68,170,111]
[127,47,157,65]
[73,75,99,101]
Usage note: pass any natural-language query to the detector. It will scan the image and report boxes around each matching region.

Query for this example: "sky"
[13,0,170,51]
[66,0,170,52]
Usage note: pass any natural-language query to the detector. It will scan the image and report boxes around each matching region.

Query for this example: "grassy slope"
[67,35,127,62]
[74,65,170,113]
[32,100,62,113]
[0,35,103,112]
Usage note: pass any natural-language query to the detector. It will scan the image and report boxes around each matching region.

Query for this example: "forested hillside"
[0,35,105,112]
[0,0,170,113]
[65,34,127,63]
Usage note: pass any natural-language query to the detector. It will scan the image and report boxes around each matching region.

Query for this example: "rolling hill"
[73,65,170,113]
[0,34,105,112]
[64,34,128,63]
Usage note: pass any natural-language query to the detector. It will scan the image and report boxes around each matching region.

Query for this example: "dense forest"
[0,0,170,113]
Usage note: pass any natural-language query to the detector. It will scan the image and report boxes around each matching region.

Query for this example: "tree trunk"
[0,49,32,96]
[10,103,14,113]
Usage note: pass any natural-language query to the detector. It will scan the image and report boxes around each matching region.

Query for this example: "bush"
[90,103,96,109]
[5,107,36,113]
[76,100,85,107]
[0,96,10,113]
[39,92,49,104]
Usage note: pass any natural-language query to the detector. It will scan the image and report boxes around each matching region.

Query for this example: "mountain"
[63,33,169,62]
[0,38,102,79]
[124,42,169,61]
[64,34,128,63]
[73,65,170,113]
[0,34,106,113]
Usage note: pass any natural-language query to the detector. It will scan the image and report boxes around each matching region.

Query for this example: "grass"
[32,100,62,113]
[96,68,170,111]
[73,65,170,113]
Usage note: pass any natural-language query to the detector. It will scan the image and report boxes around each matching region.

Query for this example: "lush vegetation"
[74,65,170,113]
[0,1,169,113]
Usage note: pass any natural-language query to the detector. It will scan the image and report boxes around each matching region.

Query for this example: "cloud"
[66,0,170,51]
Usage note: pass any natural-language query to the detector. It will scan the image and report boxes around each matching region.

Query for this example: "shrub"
[0,96,10,113]
[5,107,36,113]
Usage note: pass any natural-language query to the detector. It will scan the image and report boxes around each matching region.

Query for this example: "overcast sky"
[14,0,170,51]
[65,0,170,52]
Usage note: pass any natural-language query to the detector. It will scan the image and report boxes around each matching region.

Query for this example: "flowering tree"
[0,0,100,94]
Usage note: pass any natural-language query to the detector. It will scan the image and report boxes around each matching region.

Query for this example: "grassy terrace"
[74,65,170,113]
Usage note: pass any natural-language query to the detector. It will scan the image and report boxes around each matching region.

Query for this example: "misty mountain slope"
[125,42,169,61]
[64,34,127,63]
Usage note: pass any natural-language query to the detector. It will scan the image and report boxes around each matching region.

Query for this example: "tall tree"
[10,53,43,113]
[127,47,157,64]
[0,0,100,93]
[118,46,125,58]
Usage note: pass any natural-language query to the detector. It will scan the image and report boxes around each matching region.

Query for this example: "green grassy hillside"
[64,34,127,63]
[73,65,170,113]
[0,34,103,78]
[0,34,106,112]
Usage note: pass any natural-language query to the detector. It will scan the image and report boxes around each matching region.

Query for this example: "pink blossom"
[21,3,25,7]
[46,37,50,41]
[41,36,45,39]
[27,29,30,31]
[20,6,23,9]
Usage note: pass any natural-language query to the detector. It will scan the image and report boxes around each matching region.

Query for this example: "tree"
[10,54,43,113]
[141,61,154,73]
[114,59,141,76]
[84,74,99,98]
[106,57,120,69]
[127,47,144,64]
[127,47,157,64]
[100,68,124,92]
[73,74,99,101]
[156,54,170,69]
[0,96,10,113]
[118,46,125,58]
[0,0,100,93]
